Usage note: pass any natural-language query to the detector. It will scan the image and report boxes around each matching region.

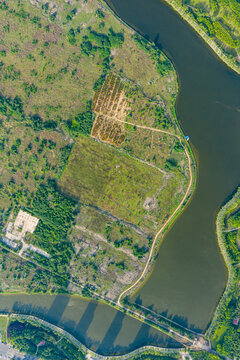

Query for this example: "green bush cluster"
[195,15,215,36]
[27,267,68,294]
[8,320,85,360]
[67,101,94,136]
[58,337,85,360]
[114,237,133,248]
[22,82,38,97]
[0,94,24,121]
[188,4,238,49]
[133,244,148,258]
[67,28,76,45]
[81,28,124,92]
[96,9,105,19]
[210,194,240,358]
[173,141,184,153]
[190,351,221,360]
[154,106,169,129]
[27,180,77,274]
[129,352,177,360]
[210,0,219,14]
[81,28,123,58]
[165,158,178,171]
[228,0,240,15]
[228,209,240,228]
[0,1,41,27]
[133,35,172,76]
[212,21,236,48]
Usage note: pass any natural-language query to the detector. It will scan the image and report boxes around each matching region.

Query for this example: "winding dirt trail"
[116,119,194,305]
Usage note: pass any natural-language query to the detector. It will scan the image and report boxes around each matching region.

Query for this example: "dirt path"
[117,119,193,305]
[224,226,240,232]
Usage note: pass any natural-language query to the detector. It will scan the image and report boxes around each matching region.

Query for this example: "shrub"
[67,28,76,45]
[67,101,93,136]
[96,9,104,19]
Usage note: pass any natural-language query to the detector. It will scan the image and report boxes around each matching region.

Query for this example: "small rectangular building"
[5,210,39,242]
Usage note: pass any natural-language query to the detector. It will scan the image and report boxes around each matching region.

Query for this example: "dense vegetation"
[190,352,221,360]
[8,319,85,360]
[167,0,240,70]
[129,351,178,360]
[208,189,240,359]
[133,35,173,76]
[26,180,77,274]
[0,246,68,294]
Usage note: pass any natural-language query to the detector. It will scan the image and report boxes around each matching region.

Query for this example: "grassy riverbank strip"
[161,0,240,75]
[206,187,240,358]
[5,313,184,360]
[3,313,222,359]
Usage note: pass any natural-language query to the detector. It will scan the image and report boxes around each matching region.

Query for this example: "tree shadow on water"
[97,311,125,355]
[45,295,70,325]
[11,301,49,319]
[72,302,99,350]
[75,302,98,338]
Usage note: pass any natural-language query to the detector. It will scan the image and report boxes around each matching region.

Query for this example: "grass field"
[0,0,190,300]
[0,315,8,342]
[59,136,165,230]
[59,70,189,297]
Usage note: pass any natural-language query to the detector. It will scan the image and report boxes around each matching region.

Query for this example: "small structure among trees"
[5,210,39,242]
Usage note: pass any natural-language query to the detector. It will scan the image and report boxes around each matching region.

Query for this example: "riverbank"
[103,0,240,75]
[0,313,211,360]
[3,312,225,360]
[99,0,197,306]
[206,188,240,358]
[1,0,197,350]
[2,312,184,359]
[1,0,239,355]
[161,0,240,75]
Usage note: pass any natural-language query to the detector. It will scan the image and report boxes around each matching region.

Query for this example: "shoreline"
[205,188,240,337]
[1,0,233,357]
[4,312,184,360]
[0,0,199,350]
[101,0,240,75]
[161,0,240,75]
[99,0,197,307]
[3,186,236,359]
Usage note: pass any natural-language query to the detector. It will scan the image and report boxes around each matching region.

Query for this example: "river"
[1,0,240,355]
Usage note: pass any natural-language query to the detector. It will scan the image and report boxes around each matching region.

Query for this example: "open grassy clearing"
[66,205,152,297]
[59,136,166,231]
[0,0,176,127]
[0,0,192,301]
[59,72,189,298]
[121,125,187,173]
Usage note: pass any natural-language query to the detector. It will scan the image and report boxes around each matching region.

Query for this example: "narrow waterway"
[105,0,240,331]
[0,294,180,354]
[0,0,239,355]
